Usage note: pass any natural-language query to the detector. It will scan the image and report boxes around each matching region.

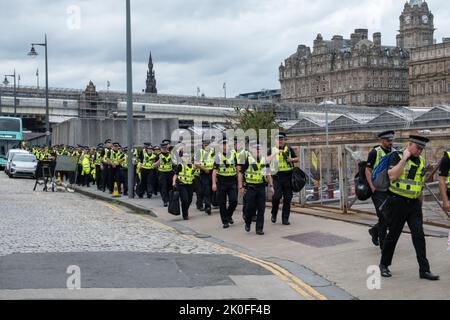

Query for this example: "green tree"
[228,106,281,133]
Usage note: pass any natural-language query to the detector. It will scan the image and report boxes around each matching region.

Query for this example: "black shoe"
[228,218,234,225]
[164,202,168,207]
[223,223,229,229]
[252,216,257,222]
[379,265,392,278]
[147,195,152,199]
[256,230,265,235]
[205,208,211,215]
[198,207,205,212]
[245,224,250,232]
[369,228,380,246]
[183,216,189,220]
[420,272,440,281]
[271,215,276,223]
[282,221,291,225]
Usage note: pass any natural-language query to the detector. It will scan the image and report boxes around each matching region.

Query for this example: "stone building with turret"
[279,0,439,107]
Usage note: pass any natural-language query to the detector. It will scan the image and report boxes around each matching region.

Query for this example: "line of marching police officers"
[29,133,298,236]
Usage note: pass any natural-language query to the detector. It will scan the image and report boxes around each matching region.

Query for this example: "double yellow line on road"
[195,238,327,300]
[102,201,327,300]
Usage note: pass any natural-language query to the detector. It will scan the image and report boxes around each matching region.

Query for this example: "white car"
[8,153,38,178]
[5,149,29,174]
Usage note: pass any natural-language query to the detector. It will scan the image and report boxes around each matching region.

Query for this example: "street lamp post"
[126,0,135,199]
[3,70,17,116]
[0,82,2,115]
[28,34,50,146]
[325,107,329,146]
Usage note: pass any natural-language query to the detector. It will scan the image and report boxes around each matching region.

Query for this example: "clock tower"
[397,0,435,50]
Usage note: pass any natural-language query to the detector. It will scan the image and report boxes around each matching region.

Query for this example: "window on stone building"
[447,83,450,93]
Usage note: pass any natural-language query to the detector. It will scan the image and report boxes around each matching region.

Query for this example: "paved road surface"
[0,173,343,300]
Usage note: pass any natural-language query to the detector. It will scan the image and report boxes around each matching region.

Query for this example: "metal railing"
[294,143,450,225]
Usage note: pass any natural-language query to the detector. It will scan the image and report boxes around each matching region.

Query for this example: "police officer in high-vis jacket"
[155,140,173,207]
[139,143,157,198]
[195,138,215,215]
[212,137,238,229]
[379,135,439,281]
[173,152,195,220]
[365,130,395,249]
[438,149,450,212]
[269,132,298,225]
[238,143,274,235]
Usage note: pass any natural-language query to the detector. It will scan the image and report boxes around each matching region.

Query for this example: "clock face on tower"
[422,15,429,24]
[405,15,411,24]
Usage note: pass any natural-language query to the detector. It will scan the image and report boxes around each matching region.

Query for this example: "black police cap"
[377,130,395,140]
[409,135,429,148]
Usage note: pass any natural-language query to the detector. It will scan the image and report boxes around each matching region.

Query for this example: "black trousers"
[380,195,430,273]
[178,183,193,218]
[159,171,173,204]
[271,173,293,223]
[217,181,238,224]
[102,164,110,192]
[76,164,82,185]
[119,168,128,195]
[95,165,103,190]
[109,166,119,193]
[200,173,213,209]
[193,176,203,208]
[244,186,266,232]
[154,171,160,195]
[81,171,91,186]
[139,169,155,197]
[369,191,389,248]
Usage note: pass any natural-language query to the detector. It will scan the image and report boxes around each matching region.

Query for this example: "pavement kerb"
[267,202,449,238]
[73,186,158,217]
[73,186,355,300]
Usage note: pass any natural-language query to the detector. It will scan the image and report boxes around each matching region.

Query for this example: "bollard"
[313,186,319,201]
[327,184,334,199]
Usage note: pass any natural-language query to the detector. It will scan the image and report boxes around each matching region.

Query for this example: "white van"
[5,149,29,175]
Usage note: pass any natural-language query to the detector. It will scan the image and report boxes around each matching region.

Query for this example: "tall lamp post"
[28,34,50,146]
[126,0,135,198]
[3,70,17,116]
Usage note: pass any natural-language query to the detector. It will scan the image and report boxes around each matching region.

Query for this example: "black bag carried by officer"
[355,161,372,201]
[168,190,181,216]
[291,167,307,192]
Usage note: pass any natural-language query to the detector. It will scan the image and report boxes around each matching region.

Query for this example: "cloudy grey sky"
[0,0,449,97]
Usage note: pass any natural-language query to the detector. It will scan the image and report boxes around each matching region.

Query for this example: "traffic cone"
[113,182,120,197]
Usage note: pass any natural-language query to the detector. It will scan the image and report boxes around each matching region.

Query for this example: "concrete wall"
[52,118,179,147]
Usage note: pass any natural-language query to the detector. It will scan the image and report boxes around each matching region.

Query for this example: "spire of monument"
[145,51,157,94]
